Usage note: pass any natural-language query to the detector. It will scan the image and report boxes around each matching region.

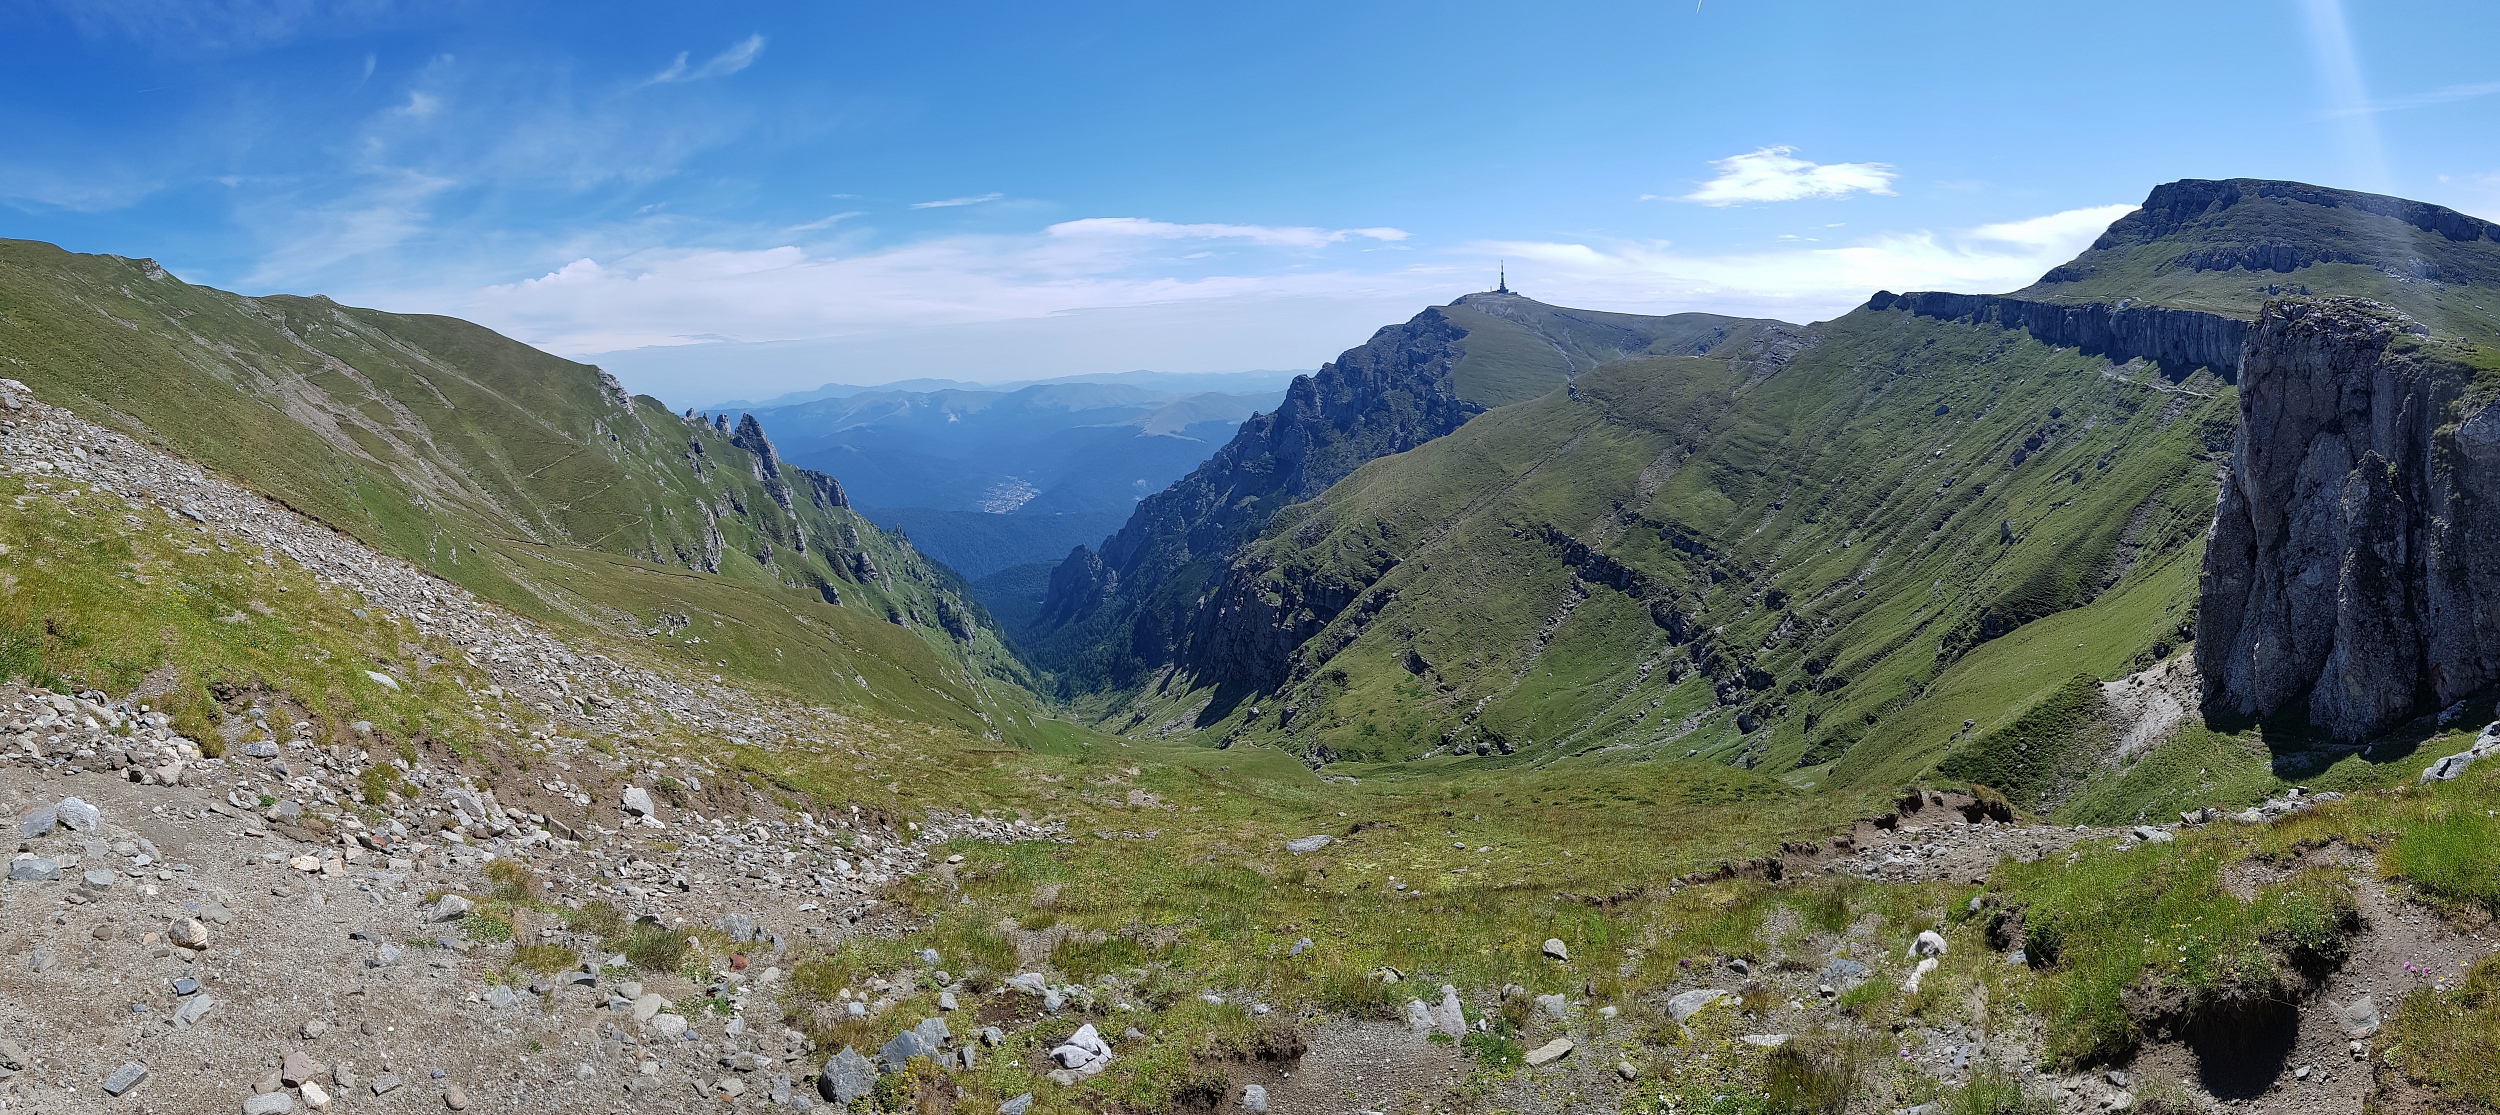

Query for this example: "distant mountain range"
[695,369,1302,412]
[742,376,1291,577]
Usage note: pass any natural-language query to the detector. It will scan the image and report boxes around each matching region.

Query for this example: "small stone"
[7,857,59,882]
[1289,937,1313,957]
[1534,993,1568,1020]
[242,1092,296,1115]
[333,1066,360,1090]
[171,917,212,949]
[81,867,117,889]
[1524,1038,1573,1066]
[649,1013,687,1039]
[1911,930,1949,957]
[103,1061,149,1096]
[1542,938,1569,961]
[1240,1082,1269,1113]
[172,994,218,1028]
[370,1073,404,1095]
[1284,835,1333,854]
[444,1082,470,1109]
[0,1038,29,1070]
[818,1047,875,1105]
[2295,1065,2312,1080]
[622,787,655,817]
[56,796,100,832]
[1617,1060,1639,1080]
[284,1050,319,1086]
[999,1093,1034,1115]
[938,991,959,1011]
[2342,995,2382,1038]
[16,804,55,838]
[300,1080,332,1110]
[1668,989,1734,1022]
[303,1019,329,1041]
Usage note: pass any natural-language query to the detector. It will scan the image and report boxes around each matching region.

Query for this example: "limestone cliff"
[2197,298,2500,739]
[1870,290,2247,380]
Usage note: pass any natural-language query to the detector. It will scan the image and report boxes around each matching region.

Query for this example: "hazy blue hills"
[748,378,1287,577]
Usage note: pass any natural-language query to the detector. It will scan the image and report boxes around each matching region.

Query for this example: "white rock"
[1667,989,1734,1021]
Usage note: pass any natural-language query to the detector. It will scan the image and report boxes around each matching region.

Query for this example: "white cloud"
[783,211,865,232]
[910,192,1004,209]
[648,34,767,85]
[446,217,1440,360]
[1477,203,2136,321]
[1676,146,1897,206]
[1047,218,1410,249]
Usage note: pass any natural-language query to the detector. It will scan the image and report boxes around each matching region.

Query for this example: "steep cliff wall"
[1870,290,2249,380]
[2198,298,2500,739]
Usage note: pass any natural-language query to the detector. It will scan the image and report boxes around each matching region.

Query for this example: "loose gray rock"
[1524,1038,1573,1067]
[999,1094,1034,1115]
[103,1061,149,1096]
[1403,999,1433,1032]
[715,912,757,942]
[622,786,655,817]
[1284,835,1333,854]
[1534,993,1569,1021]
[81,868,116,890]
[55,796,100,832]
[445,1081,471,1109]
[914,1017,951,1049]
[818,1047,875,1104]
[879,1027,935,1070]
[0,1038,27,1070]
[2342,995,2382,1038]
[370,1073,404,1095]
[7,857,58,882]
[171,918,211,949]
[1542,938,1569,961]
[1289,937,1313,957]
[242,1092,296,1115]
[1430,986,1466,1037]
[1241,1082,1269,1114]
[241,742,280,759]
[16,804,54,837]
[173,994,218,1029]
[429,894,473,922]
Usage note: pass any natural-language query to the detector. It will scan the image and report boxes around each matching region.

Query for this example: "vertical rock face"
[1869,291,2248,380]
[2197,297,2500,739]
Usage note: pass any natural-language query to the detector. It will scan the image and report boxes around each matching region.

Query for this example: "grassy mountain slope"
[1101,179,2500,801]
[1021,291,1810,703]
[0,238,1043,742]
[1139,310,2231,785]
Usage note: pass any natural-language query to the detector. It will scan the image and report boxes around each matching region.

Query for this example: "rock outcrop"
[2197,298,2500,739]
[1869,290,2248,380]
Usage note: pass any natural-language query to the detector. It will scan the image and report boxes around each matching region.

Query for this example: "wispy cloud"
[1047,217,1409,249]
[647,34,766,85]
[783,211,865,233]
[1669,146,1896,206]
[910,192,1004,209]
[2321,80,2500,119]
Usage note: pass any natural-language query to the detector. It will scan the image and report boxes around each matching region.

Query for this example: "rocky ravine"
[0,381,1053,1113]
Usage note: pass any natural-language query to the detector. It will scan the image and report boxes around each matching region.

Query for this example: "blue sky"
[4,1,2497,405]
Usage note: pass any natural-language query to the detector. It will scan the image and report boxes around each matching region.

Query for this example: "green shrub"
[566,900,626,939]
[511,943,577,975]
[461,913,514,943]
[1460,1031,1523,1072]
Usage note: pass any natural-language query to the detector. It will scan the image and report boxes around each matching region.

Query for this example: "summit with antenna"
[1494,261,1512,295]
